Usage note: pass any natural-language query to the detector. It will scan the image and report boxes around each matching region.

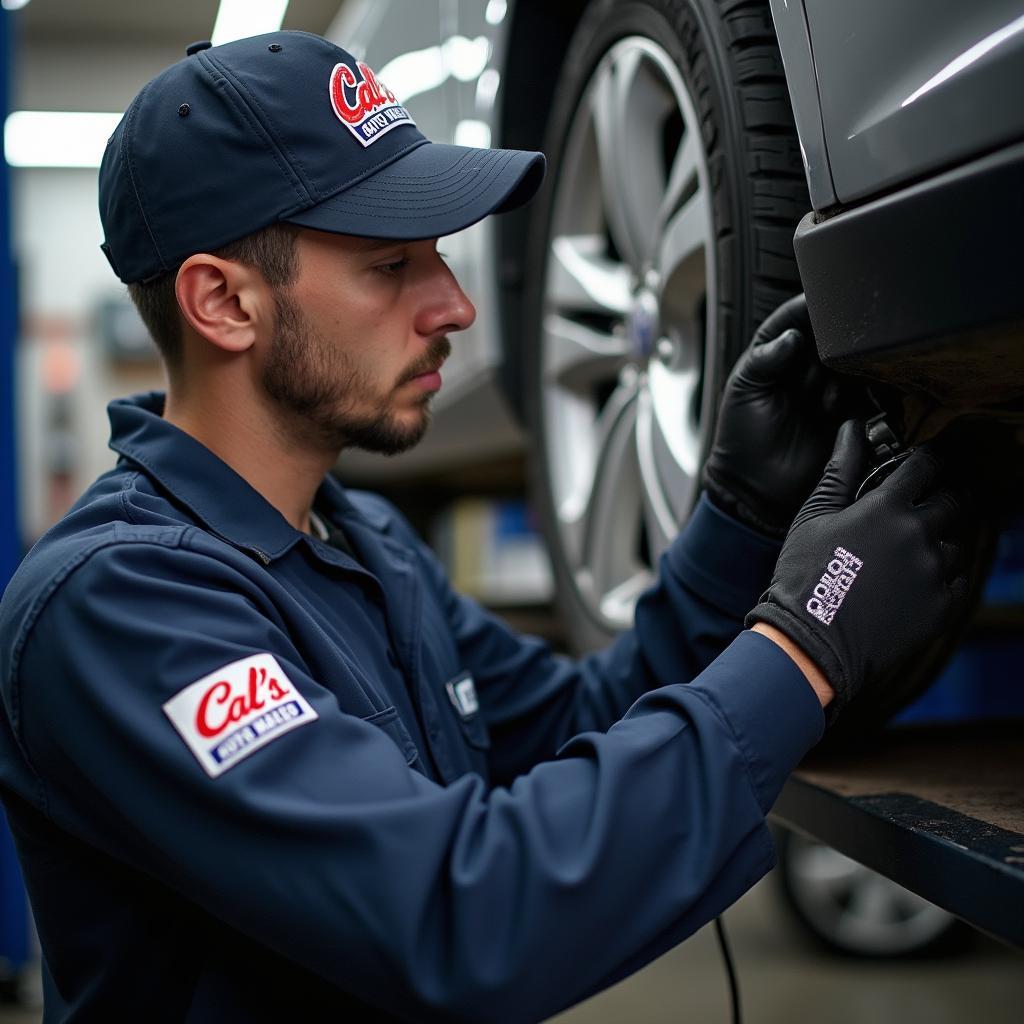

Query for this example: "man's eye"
[376,257,410,276]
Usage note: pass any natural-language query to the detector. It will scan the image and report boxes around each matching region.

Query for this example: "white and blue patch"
[163,653,318,778]
[446,672,480,718]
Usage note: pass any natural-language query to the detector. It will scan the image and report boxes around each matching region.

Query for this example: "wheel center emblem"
[628,289,660,360]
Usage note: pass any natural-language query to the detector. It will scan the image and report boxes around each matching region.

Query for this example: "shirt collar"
[108,391,356,562]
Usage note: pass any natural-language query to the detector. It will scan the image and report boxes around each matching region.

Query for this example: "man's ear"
[175,254,271,354]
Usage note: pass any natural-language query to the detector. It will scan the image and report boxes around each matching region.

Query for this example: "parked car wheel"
[775,828,968,958]
[523,0,808,650]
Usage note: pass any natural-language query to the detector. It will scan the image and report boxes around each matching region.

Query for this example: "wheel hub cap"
[627,287,660,361]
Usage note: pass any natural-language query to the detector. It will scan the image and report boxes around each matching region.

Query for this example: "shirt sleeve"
[11,529,822,1024]
[391,494,787,784]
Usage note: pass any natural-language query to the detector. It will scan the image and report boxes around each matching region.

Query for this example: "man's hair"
[126,222,300,372]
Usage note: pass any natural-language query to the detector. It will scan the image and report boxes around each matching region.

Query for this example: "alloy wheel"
[541,36,716,631]
[782,834,959,956]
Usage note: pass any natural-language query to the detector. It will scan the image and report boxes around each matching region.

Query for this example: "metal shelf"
[771,721,1024,949]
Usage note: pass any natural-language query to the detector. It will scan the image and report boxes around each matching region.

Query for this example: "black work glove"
[746,421,973,723]
[703,294,855,538]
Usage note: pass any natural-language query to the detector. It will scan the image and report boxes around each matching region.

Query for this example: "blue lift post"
[0,7,31,977]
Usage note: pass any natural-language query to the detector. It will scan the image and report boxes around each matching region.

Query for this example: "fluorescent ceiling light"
[4,111,122,168]
[453,119,491,149]
[211,0,290,46]
[377,36,490,106]
[1,0,32,10]
[377,46,446,104]
[484,0,507,25]
[443,35,490,82]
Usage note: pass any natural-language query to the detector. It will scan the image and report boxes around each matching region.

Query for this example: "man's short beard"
[261,291,445,456]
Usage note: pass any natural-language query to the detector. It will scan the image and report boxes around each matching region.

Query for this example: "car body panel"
[767,0,837,210]
[802,0,1024,204]
[780,1,1024,397]
[795,138,1024,408]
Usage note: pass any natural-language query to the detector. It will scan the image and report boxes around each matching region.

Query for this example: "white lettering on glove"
[806,547,863,625]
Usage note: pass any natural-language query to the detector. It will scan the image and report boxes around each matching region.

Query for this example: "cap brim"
[284,141,545,241]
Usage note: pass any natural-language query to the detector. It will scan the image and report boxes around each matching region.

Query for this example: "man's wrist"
[750,621,835,707]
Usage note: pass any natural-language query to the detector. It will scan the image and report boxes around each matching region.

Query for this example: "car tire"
[522,0,809,651]
[774,828,970,958]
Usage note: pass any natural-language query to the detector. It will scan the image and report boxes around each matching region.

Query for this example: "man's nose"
[448,280,476,333]
[415,251,477,336]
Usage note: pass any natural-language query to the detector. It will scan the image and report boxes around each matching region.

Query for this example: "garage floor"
[554,875,1024,1024]
[0,873,1019,1023]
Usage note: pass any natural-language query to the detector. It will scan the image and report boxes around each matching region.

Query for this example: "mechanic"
[0,31,975,1023]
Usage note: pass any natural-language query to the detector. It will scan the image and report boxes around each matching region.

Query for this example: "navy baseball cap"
[99,31,545,283]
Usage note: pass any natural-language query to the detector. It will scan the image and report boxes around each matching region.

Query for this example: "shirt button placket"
[420,687,455,782]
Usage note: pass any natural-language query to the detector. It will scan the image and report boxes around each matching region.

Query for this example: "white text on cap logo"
[163,653,318,777]
[329,61,416,147]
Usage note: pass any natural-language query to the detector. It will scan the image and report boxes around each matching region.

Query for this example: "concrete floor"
[0,873,1019,1023]
[554,876,1024,1024]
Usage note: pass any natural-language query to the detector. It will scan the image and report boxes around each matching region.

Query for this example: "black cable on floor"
[714,915,742,1024]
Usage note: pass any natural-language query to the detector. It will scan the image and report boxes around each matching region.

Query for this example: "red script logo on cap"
[328,61,415,148]
[330,61,395,123]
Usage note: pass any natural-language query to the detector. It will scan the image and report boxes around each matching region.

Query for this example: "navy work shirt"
[0,393,823,1022]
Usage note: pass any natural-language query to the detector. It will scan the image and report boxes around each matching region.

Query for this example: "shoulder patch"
[163,653,318,777]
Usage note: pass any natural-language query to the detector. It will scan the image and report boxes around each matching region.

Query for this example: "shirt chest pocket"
[361,706,420,767]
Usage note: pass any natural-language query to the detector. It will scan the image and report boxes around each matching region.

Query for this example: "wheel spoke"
[657,190,711,286]
[548,235,632,317]
[542,314,630,390]
[590,54,640,270]
[579,379,643,604]
[647,359,702,495]
[590,47,670,272]
[551,374,637,569]
[548,395,599,568]
[793,845,866,892]
[844,876,901,927]
[659,129,702,228]
[889,887,935,918]
[598,571,655,625]
[635,389,678,559]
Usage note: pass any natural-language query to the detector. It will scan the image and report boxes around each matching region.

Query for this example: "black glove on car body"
[703,294,856,538]
[746,421,973,723]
